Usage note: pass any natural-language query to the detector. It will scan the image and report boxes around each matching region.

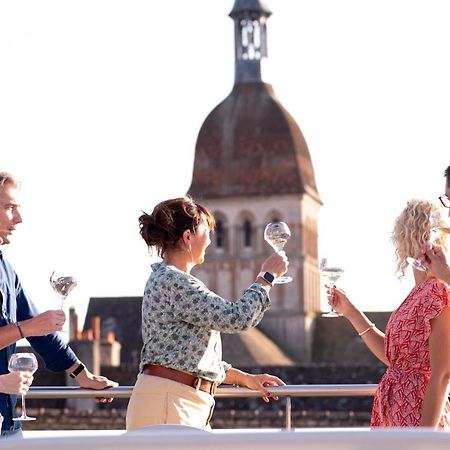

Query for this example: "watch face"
[264,272,275,283]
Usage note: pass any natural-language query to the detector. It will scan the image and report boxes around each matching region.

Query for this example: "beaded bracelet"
[358,323,375,337]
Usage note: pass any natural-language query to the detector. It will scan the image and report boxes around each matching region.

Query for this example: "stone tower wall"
[192,194,321,361]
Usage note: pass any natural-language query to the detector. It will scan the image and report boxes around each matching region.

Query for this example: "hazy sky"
[0,1,448,327]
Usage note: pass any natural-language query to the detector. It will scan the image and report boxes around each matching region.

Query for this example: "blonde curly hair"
[391,199,448,278]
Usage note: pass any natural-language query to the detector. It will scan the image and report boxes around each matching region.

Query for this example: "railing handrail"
[26,384,378,399]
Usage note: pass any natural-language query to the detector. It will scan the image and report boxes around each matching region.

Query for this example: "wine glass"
[49,270,77,310]
[8,353,38,421]
[264,222,293,284]
[320,258,344,317]
[50,270,77,334]
[406,211,443,272]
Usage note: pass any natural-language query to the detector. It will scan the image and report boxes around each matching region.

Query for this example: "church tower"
[188,0,321,361]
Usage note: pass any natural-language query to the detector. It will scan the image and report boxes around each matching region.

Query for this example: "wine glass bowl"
[264,222,293,284]
[49,270,77,310]
[49,270,77,335]
[8,353,38,421]
[320,258,344,318]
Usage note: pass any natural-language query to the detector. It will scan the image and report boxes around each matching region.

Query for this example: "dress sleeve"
[156,271,271,334]
[422,278,450,323]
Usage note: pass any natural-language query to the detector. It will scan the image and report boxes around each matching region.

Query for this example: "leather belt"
[142,364,218,396]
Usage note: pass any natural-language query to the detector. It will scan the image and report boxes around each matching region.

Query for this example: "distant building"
[187,0,321,361]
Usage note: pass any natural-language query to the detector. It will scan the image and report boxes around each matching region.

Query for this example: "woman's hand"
[0,371,33,395]
[327,286,357,318]
[260,251,289,278]
[241,372,285,403]
[21,310,66,337]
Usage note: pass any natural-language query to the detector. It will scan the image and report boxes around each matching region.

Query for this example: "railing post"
[285,396,291,431]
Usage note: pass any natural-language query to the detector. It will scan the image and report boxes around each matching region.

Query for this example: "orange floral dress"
[371,277,450,428]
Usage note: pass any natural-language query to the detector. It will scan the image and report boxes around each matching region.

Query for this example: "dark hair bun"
[139,197,214,257]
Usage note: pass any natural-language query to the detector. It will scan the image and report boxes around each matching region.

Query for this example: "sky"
[0,0,448,328]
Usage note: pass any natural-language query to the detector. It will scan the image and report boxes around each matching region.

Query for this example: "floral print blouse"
[139,262,271,383]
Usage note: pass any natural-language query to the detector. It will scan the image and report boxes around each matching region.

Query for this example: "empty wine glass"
[8,353,38,421]
[407,211,443,272]
[264,222,293,284]
[320,258,344,317]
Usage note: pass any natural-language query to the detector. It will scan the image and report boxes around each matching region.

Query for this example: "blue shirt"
[0,251,77,432]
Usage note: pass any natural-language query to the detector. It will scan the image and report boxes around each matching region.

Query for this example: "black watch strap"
[69,362,85,379]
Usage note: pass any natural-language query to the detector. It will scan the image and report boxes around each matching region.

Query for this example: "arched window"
[216,220,224,248]
[243,220,252,247]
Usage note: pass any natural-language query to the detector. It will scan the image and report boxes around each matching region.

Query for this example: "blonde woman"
[329,199,450,429]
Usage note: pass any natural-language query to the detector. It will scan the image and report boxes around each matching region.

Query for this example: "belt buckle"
[194,377,202,390]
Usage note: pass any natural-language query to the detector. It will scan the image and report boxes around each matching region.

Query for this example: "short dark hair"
[445,165,450,186]
[138,196,215,257]
[0,172,18,187]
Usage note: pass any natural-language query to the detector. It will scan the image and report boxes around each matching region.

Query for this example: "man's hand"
[74,367,118,403]
[20,310,66,337]
[0,371,33,395]
[421,243,450,284]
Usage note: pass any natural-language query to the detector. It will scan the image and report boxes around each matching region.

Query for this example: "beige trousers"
[126,374,215,431]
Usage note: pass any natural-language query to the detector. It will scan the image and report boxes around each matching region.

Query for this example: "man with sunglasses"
[422,165,450,284]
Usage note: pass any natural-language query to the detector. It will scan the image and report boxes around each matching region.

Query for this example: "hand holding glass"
[320,258,344,317]
[8,353,38,421]
[264,222,292,283]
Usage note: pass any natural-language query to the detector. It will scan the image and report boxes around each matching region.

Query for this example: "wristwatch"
[69,362,86,379]
[257,271,275,286]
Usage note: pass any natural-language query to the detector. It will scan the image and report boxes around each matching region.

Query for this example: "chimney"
[91,316,101,341]
[69,307,78,342]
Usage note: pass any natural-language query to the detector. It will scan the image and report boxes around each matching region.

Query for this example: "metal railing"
[27,384,378,430]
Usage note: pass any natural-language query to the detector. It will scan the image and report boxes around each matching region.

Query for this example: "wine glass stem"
[21,393,27,418]
[60,296,65,310]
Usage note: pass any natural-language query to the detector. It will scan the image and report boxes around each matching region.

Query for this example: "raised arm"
[151,252,287,334]
[162,275,271,333]
[0,309,65,351]
[329,286,388,365]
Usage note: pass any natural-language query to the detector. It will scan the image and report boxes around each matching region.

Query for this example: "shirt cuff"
[222,361,232,372]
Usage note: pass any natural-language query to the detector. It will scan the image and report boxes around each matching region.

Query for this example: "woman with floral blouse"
[126,197,288,431]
